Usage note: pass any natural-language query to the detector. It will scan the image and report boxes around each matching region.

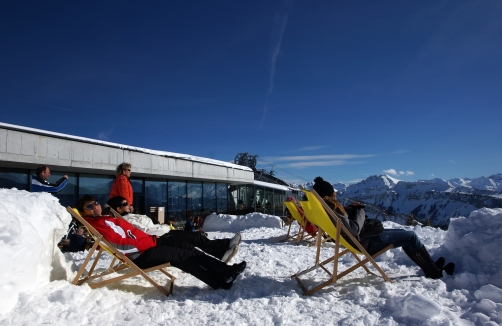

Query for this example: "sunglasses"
[85,201,100,210]
[125,169,131,172]
[121,202,130,207]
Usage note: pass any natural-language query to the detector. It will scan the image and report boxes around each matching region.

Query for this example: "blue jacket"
[30,175,68,193]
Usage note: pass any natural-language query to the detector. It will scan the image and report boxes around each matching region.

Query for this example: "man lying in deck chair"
[313,177,455,279]
[76,195,246,290]
[107,196,241,263]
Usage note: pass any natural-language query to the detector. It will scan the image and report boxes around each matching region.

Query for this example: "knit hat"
[313,177,334,198]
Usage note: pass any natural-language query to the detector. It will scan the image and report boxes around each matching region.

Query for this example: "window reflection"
[0,169,29,191]
[145,180,167,217]
[79,174,114,208]
[203,183,216,213]
[168,181,186,221]
[187,182,202,218]
[216,183,228,213]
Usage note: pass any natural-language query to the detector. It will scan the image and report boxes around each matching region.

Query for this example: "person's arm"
[122,214,171,237]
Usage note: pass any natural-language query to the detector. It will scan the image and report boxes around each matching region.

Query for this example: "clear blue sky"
[1,1,501,184]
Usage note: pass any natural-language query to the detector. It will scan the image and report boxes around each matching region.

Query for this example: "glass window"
[130,178,144,194]
[187,182,202,218]
[203,183,216,213]
[216,183,228,213]
[227,185,238,211]
[0,169,29,191]
[145,180,167,216]
[168,181,186,222]
[274,189,285,216]
[49,172,78,208]
[264,188,274,215]
[254,187,265,212]
[79,174,115,208]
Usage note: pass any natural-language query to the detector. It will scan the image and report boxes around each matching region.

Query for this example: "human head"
[36,165,50,180]
[313,176,335,198]
[116,162,132,177]
[76,195,102,216]
[77,227,84,235]
[107,196,132,215]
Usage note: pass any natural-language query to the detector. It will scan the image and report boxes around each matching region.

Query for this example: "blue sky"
[1,1,501,185]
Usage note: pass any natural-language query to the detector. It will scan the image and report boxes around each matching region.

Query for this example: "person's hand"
[130,205,134,212]
[63,175,68,179]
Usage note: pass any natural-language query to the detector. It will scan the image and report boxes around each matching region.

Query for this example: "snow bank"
[0,189,72,315]
[442,208,502,289]
[1,189,502,325]
[203,212,282,232]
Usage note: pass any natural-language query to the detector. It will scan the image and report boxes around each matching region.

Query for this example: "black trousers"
[158,230,230,260]
[132,241,228,289]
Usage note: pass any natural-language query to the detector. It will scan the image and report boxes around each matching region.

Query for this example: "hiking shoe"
[435,257,445,270]
[443,262,455,276]
[229,232,241,248]
[224,261,247,283]
[222,245,239,263]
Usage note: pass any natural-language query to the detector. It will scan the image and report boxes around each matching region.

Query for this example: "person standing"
[31,164,69,193]
[109,162,134,212]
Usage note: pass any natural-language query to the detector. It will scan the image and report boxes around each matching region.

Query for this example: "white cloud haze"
[383,169,415,176]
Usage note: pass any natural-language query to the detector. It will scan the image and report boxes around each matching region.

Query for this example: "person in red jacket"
[76,195,246,290]
[109,163,134,212]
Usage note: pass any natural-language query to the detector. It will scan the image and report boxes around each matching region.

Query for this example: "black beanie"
[313,176,334,198]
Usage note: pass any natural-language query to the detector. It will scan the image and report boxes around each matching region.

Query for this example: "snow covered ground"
[1,189,501,325]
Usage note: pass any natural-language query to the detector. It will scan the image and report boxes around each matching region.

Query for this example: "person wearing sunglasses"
[109,162,134,212]
[107,196,241,263]
[76,195,246,290]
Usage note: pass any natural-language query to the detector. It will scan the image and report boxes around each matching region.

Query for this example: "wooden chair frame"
[291,189,392,295]
[67,207,176,296]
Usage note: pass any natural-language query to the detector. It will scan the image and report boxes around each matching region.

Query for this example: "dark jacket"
[30,175,68,193]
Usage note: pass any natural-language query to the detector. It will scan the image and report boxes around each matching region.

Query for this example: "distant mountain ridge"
[298,173,502,227]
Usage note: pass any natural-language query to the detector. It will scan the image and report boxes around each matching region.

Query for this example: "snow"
[1,188,502,325]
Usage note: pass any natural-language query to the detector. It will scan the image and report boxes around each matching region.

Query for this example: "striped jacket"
[30,175,68,193]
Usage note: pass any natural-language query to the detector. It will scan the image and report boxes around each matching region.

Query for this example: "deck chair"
[291,189,392,295]
[66,207,176,296]
[282,199,314,242]
[283,200,329,245]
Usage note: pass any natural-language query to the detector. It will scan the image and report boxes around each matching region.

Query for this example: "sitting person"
[107,196,241,263]
[77,195,246,290]
[312,177,455,279]
[68,227,87,252]
[184,216,195,232]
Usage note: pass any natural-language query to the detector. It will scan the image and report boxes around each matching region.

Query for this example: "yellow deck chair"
[282,201,316,242]
[67,207,176,296]
[291,189,392,295]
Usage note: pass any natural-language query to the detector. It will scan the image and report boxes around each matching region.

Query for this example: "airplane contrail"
[259,0,293,129]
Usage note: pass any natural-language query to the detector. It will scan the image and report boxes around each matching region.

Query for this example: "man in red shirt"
[76,195,246,290]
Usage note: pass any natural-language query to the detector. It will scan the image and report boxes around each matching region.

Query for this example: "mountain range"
[299,173,502,228]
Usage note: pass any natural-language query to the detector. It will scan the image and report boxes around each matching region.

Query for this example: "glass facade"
[216,183,228,213]
[0,169,29,191]
[79,174,115,209]
[0,167,299,220]
[187,182,202,218]
[203,183,216,213]
[168,181,186,221]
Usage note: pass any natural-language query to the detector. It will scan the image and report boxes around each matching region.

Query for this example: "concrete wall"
[0,126,253,183]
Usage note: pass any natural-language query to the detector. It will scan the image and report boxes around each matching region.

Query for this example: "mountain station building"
[0,122,298,222]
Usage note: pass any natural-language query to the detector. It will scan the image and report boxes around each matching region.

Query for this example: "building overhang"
[0,122,254,184]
